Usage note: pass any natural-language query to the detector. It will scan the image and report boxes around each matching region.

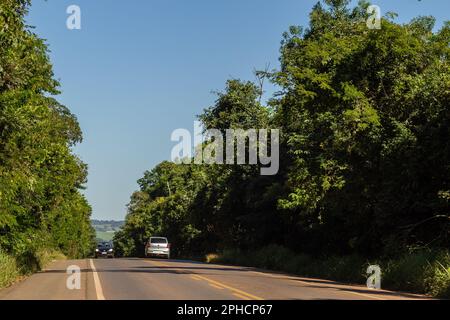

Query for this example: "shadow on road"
[36,259,429,300]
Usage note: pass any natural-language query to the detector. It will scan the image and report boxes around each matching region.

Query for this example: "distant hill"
[91,220,124,241]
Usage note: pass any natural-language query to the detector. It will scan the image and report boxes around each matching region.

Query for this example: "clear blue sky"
[26,0,449,221]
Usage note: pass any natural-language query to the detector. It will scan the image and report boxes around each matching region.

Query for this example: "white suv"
[145,237,171,259]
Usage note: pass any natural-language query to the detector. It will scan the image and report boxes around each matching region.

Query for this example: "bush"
[382,251,434,293]
[0,251,19,288]
[317,255,367,283]
[205,253,220,263]
[251,245,295,271]
[283,253,314,275]
[217,249,245,265]
[423,252,450,298]
[0,245,66,289]
[35,249,66,270]
[380,250,450,298]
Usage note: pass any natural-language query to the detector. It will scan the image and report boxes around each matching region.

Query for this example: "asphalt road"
[0,258,427,300]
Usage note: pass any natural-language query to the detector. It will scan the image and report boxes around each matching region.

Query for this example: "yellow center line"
[153,260,388,300]
[145,259,264,300]
[190,275,202,281]
[233,293,252,300]
[189,273,264,300]
[147,259,420,300]
[209,284,225,290]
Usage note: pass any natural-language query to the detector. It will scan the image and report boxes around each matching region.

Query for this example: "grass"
[0,250,19,288]
[35,249,66,269]
[96,231,115,242]
[0,248,66,290]
[382,250,450,298]
[206,245,450,299]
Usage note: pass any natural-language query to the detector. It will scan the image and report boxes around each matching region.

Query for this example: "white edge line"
[89,259,105,300]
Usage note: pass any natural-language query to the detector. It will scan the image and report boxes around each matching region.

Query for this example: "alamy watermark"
[171,122,279,176]
[366,265,382,290]
[64,3,381,31]
[66,5,81,30]
[367,5,381,30]
[66,265,81,290]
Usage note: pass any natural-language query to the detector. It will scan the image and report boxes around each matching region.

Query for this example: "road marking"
[233,293,251,300]
[89,259,105,300]
[209,284,225,290]
[190,275,202,281]
[249,270,386,300]
[146,259,264,300]
[147,259,392,300]
[147,259,422,300]
[342,290,385,300]
[250,270,310,285]
[191,274,264,300]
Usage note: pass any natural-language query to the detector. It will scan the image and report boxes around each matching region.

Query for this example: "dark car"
[95,242,114,258]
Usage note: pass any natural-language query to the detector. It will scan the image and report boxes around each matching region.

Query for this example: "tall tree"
[0,0,95,259]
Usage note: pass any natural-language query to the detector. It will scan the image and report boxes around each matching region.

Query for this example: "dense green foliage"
[0,0,95,278]
[115,0,449,295]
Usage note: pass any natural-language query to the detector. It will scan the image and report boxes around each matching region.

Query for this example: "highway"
[0,258,427,300]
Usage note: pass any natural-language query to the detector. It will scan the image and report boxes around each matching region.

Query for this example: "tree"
[0,0,95,260]
[116,1,449,260]
[274,1,450,256]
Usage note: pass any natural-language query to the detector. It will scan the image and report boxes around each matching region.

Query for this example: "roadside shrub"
[424,252,450,299]
[205,253,220,263]
[318,255,367,283]
[219,249,246,265]
[0,251,19,288]
[423,252,450,298]
[35,249,66,270]
[382,251,435,293]
[11,231,59,274]
[284,253,314,275]
[0,232,66,289]
[250,245,294,271]
[0,248,66,290]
